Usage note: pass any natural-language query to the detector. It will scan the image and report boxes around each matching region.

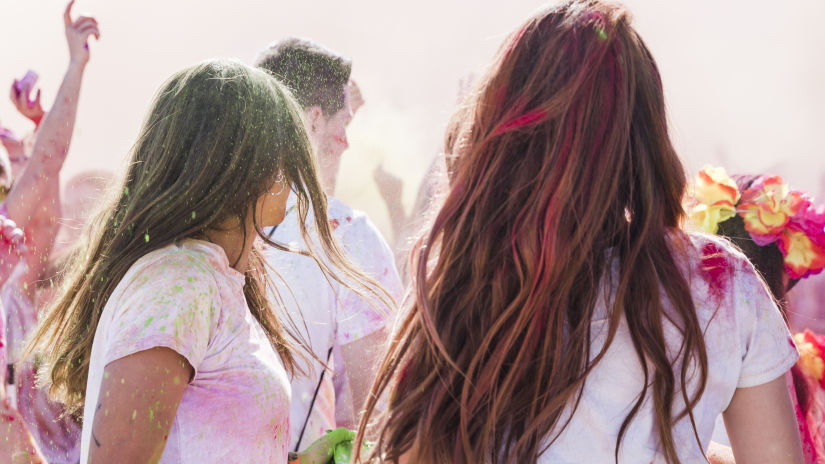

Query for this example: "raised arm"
[4,0,99,232]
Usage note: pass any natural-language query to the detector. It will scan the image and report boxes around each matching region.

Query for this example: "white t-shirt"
[264,193,401,450]
[80,239,291,463]
[537,233,798,463]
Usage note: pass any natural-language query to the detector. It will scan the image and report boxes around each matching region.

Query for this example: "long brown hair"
[28,59,389,413]
[357,2,707,462]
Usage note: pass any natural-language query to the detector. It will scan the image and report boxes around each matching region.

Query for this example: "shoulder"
[672,231,754,276]
[669,230,768,306]
[115,242,222,300]
[327,197,387,247]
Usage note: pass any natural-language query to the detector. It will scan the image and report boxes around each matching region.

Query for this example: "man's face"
[308,85,353,193]
[314,86,353,161]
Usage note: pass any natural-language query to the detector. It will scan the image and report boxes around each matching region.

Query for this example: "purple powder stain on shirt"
[699,242,731,302]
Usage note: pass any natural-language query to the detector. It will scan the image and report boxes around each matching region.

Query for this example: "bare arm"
[723,373,803,464]
[5,0,98,232]
[340,327,389,429]
[88,347,191,464]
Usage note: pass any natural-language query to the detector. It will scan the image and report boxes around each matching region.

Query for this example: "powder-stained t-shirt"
[264,193,401,449]
[537,233,798,463]
[80,239,291,463]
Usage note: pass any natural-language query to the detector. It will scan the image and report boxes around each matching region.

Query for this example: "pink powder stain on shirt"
[699,242,731,302]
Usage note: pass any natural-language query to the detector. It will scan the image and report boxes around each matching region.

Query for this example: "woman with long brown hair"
[25,57,384,463]
[356,1,803,462]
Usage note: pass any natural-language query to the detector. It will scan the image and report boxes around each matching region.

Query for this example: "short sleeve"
[733,257,799,388]
[334,215,402,345]
[101,251,220,375]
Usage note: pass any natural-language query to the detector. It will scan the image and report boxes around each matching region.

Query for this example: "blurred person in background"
[255,38,402,452]
[1,0,99,462]
[686,166,825,463]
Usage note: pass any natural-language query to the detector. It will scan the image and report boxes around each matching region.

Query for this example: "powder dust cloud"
[1,0,823,327]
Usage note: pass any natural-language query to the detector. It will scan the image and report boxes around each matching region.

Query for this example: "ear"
[304,106,325,135]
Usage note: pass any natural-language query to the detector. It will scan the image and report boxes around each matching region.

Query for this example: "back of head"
[255,38,352,115]
[362,1,705,462]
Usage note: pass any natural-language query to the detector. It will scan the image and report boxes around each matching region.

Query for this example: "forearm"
[31,61,85,176]
[22,198,62,292]
[6,62,84,229]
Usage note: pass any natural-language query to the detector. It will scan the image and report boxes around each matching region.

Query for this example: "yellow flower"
[794,332,825,383]
[779,227,825,279]
[686,166,740,234]
[738,176,805,245]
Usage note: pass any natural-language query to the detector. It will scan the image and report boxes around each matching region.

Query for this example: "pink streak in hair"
[493,108,548,136]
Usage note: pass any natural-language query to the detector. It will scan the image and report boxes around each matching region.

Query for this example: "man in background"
[255,38,402,451]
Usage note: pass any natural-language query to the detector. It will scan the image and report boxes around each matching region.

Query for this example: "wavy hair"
[27,59,389,413]
[357,2,707,462]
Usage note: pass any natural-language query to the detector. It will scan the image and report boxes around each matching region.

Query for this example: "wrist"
[67,59,87,72]
[30,114,43,127]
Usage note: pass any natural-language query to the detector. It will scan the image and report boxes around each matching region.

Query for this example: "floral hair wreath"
[686,165,825,280]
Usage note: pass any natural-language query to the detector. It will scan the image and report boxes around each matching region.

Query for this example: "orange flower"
[738,176,805,246]
[686,166,740,234]
[794,331,825,387]
[779,225,825,279]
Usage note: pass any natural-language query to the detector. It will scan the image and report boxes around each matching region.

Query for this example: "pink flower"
[789,199,825,249]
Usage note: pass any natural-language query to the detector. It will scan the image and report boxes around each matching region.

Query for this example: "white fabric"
[537,233,799,463]
[264,193,401,450]
[81,239,291,463]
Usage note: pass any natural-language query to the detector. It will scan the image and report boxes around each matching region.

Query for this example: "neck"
[319,160,338,195]
[203,220,257,272]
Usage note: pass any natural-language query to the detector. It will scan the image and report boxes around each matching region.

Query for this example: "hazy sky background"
[1,0,824,278]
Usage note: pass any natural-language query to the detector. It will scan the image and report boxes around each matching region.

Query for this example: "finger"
[1,225,17,239]
[64,0,75,27]
[79,25,100,43]
[78,22,99,34]
[73,16,98,27]
[73,17,98,32]
[8,229,25,244]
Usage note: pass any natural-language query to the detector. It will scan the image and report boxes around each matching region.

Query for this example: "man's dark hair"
[255,38,352,115]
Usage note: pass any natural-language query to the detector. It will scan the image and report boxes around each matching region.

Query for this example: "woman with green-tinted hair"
[26,59,382,463]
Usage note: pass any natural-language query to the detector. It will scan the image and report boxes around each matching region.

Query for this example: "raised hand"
[64,0,100,66]
[9,79,44,126]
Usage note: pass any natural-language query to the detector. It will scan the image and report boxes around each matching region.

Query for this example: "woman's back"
[355,1,803,462]
[539,233,796,462]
